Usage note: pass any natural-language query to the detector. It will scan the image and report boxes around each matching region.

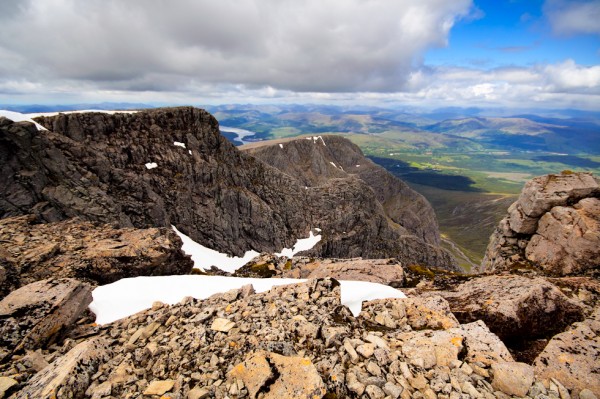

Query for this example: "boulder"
[0,215,193,288]
[434,275,584,339]
[490,362,534,397]
[15,337,109,399]
[0,278,92,354]
[228,351,326,399]
[481,171,600,275]
[525,198,600,275]
[457,321,514,365]
[289,258,405,286]
[534,307,600,397]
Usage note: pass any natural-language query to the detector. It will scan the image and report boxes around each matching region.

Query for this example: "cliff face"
[480,171,600,276]
[0,108,457,270]
[241,135,441,246]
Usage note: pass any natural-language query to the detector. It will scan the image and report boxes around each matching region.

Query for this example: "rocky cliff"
[480,171,600,276]
[241,136,441,246]
[0,107,456,270]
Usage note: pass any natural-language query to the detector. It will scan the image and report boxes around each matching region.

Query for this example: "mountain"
[0,107,456,270]
[241,135,441,246]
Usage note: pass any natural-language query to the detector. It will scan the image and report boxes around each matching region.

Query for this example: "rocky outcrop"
[235,254,405,285]
[0,215,192,293]
[0,108,456,270]
[429,275,584,340]
[15,337,110,399]
[0,279,92,357]
[241,135,441,246]
[481,171,600,275]
[534,307,600,397]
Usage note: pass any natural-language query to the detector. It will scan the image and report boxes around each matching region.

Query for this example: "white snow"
[279,143,284,149]
[89,275,406,324]
[145,162,158,169]
[0,109,137,131]
[0,110,47,130]
[356,164,360,167]
[174,141,186,148]
[172,226,259,273]
[329,161,337,168]
[314,228,322,232]
[275,230,321,258]
[188,150,192,155]
[220,126,256,145]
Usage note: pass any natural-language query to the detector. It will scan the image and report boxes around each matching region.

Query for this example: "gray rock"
[0,278,92,353]
[1,108,456,271]
[15,337,109,399]
[534,308,600,397]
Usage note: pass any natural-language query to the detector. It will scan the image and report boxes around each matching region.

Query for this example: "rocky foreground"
[0,272,598,399]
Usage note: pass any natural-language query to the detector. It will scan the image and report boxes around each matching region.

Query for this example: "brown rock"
[288,257,405,285]
[457,321,514,365]
[491,362,534,397]
[436,275,584,339]
[0,278,92,353]
[143,380,175,395]
[534,308,600,397]
[228,351,326,399]
[0,215,193,289]
[15,337,109,399]
[0,377,18,398]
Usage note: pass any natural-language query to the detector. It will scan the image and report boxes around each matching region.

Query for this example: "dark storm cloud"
[0,0,473,93]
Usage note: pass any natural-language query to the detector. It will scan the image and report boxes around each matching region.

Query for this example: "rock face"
[430,275,584,340]
[481,172,600,275]
[0,215,192,293]
[241,135,441,246]
[0,108,456,270]
[0,278,92,357]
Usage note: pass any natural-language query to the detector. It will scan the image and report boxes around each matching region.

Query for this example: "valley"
[212,104,600,267]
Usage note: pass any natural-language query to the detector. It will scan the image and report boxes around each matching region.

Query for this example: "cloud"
[0,0,473,94]
[544,0,600,36]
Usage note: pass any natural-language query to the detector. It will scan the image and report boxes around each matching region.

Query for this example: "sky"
[0,0,599,110]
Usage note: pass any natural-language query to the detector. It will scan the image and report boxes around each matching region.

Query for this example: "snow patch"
[174,141,186,148]
[279,143,284,149]
[356,164,360,167]
[275,230,321,258]
[145,162,158,169]
[89,275,406,324]
[1,109,137,131]
[329,161,337,168]
[188,150,192,155]
[172,226,259,273]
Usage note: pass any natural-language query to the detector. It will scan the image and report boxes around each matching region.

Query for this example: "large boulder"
[432,275,584,339]
[0,278,92,356]
[534,307,600,397]
[0,215,193,289]
[481,171,600,275]
[525,197,600,275]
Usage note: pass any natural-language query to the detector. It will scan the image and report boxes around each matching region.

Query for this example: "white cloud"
[0,0,473,94]
[544,0,600,36]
